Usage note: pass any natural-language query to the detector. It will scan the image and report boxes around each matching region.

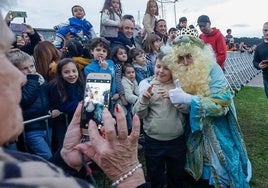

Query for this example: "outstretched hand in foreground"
[61,103,145,187]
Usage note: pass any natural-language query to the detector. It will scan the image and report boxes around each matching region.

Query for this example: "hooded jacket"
[199,27,226,69]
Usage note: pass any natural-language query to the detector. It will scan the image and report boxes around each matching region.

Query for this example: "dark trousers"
[49,114,70,154]
[144,134,186,188]
[183,173,215,188]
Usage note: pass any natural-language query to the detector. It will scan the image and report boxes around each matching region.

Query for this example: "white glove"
[169,79,192,104]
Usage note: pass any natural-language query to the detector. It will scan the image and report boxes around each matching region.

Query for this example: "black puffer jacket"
[20,74,49,131]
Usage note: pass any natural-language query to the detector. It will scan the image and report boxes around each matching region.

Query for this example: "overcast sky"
[2,0,266,38]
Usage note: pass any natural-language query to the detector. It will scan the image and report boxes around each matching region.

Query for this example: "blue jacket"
[21,74,49,131]
[110,31,135,51]
[48,81,83,118]
[185,64,251,187]
[133,62,154,84]
[56,17,94,43]
[84,59,117,95]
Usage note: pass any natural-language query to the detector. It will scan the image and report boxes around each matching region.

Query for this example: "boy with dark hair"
[176,16,187,31]
[225,28,233,44]
[84,37,117,96]
[167,27,179,45]
[129,48,154,84]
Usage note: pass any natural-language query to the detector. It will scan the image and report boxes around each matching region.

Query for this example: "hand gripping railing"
[23,113,68,153]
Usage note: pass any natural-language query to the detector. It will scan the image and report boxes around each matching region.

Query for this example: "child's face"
[111,0,120,10]
[61,62,79,84]
[154,58,172,83]
[16,36,25,47]
[17,59,36,75]
[117,48,128,63]
[179,21,187,28]
[124,66,136,82]
[22,32,30,44]
[149,1,157,15]
[133,52,146,66]
[91,45,108,61]
[169,30,179,41]
[72,6,85,19]
[153,40,162,52]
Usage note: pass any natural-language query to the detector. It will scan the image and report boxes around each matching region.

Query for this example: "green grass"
[234,86,268,188]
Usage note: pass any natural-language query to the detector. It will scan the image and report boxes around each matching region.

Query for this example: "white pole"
[174,1,177,26]
[160,0,164,18]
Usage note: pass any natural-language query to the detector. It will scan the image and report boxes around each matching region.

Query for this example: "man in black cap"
[197,15,226,71]
[176,16,187,31]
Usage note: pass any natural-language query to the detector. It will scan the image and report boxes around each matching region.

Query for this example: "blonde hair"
[163,38,216,96]
[6,48,32,67]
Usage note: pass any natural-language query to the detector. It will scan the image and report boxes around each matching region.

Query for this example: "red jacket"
[199,27,226,69]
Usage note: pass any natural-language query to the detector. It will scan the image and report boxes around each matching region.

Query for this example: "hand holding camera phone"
[80,73,112,142]
[261,60,268,64]
[9,11,27,32]
[10,11,27,19]
[10,23,27,32]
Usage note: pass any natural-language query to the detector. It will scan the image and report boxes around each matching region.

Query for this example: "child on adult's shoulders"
[53,5,96,49]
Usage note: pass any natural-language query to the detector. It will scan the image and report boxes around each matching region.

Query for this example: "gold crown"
[179,27,199,37]
[173,27,204,49]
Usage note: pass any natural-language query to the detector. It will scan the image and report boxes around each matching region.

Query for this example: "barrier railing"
[23,113,68,152]
[24,114,52,125]
[22,115,52,152]
[224,51,261,95]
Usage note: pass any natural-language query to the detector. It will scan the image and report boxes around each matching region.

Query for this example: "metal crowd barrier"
[224,51,261,95]
[23,113,68,152]
[24,114,52,125]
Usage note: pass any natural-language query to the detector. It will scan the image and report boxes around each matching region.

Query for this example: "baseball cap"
[197,15,210,26]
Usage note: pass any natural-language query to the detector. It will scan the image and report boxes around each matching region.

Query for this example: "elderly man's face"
[122,20,134,39]
[0,13,26,146]
[155,20,167,35]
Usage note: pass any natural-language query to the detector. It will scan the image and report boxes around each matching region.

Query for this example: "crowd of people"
[2,0,264,187]
[225,28,256,53]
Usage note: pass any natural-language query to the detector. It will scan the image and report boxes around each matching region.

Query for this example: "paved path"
[246,72,264,88]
